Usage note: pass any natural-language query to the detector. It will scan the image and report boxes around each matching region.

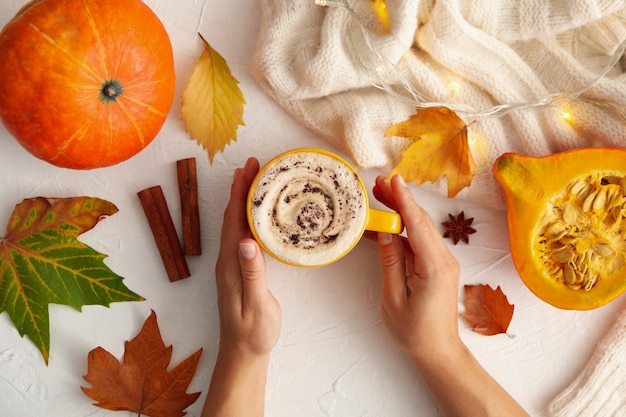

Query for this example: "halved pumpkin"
[494,148,626,310]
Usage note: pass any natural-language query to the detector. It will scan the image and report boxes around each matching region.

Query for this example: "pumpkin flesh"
[0,0,175,169]
[494,148,626,310]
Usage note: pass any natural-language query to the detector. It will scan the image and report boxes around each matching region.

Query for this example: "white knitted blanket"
[252,0,626,208]
[547,306,626,417]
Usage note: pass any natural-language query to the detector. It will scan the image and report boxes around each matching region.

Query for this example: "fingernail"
[378,232,393,246]
[245,157,257,171]
[239,241,257,260]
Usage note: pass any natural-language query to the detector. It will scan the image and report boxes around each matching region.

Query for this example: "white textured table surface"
[1,1,624,416]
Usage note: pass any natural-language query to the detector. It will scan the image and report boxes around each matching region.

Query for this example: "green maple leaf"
[0,197,143,364]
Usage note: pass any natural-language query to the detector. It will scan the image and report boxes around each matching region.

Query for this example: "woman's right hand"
[373,175,462,362]
[374,176,529,417]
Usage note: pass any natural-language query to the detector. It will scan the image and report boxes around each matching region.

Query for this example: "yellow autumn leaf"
[181,35,246,163]
[385,106,476,198]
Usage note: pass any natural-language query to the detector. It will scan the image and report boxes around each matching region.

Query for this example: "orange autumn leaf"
[82,310,202,417]
[384,106,476,197]
[461,284,514,336]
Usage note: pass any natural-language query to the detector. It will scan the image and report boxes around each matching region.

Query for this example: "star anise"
[442,211,476,245]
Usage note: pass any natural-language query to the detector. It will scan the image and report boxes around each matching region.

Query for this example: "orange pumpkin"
[0,0,175,169]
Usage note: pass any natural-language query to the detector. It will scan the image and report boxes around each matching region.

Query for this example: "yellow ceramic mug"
[246,148,403,267]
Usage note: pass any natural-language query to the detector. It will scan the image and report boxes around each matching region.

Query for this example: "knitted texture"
[547,307,626,417]
[252,0,626,208]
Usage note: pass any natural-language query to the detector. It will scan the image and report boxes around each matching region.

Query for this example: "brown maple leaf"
[385,106,476,198]
[442,211,476,245]
[82,310,202,417]
[461,284,514,336]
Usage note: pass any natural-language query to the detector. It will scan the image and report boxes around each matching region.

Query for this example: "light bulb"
[559,107,573,123]
[447,80,461,94]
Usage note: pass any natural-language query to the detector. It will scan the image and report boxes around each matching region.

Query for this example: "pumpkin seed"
[605,185,622,209]
[584,273,599,291]
[545,222,567,239]
[595,244,615,258]
[576,180,594,201]
[563,264,577,284]
[566,282,583,291]
[592,188,607,212]
[562,203,578,224]
[552,247,574,263]
[558,236,576,245]
[582,190,599,212]
[568,178,587,196]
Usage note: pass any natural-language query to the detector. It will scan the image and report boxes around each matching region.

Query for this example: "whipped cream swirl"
[249,151,367,266]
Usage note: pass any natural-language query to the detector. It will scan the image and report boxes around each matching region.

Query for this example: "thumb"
[238,238,268,305]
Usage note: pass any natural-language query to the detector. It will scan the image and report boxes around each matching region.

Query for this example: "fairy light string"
[315,0,626,125]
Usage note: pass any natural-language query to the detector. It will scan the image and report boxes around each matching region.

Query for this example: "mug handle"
[365,208,403,234]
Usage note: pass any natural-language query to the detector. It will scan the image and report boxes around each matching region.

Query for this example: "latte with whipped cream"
[247,150,368,267]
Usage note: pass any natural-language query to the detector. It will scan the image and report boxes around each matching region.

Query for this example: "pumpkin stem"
[100,80,123,103]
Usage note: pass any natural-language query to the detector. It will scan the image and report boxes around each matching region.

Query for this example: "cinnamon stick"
[137,185,190,282]
[176,158,202,256]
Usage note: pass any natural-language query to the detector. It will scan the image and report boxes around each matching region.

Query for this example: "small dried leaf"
[181,34,246,163]
[385,106,476,197]
[82,311,203,417]
[461,284,514,336]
